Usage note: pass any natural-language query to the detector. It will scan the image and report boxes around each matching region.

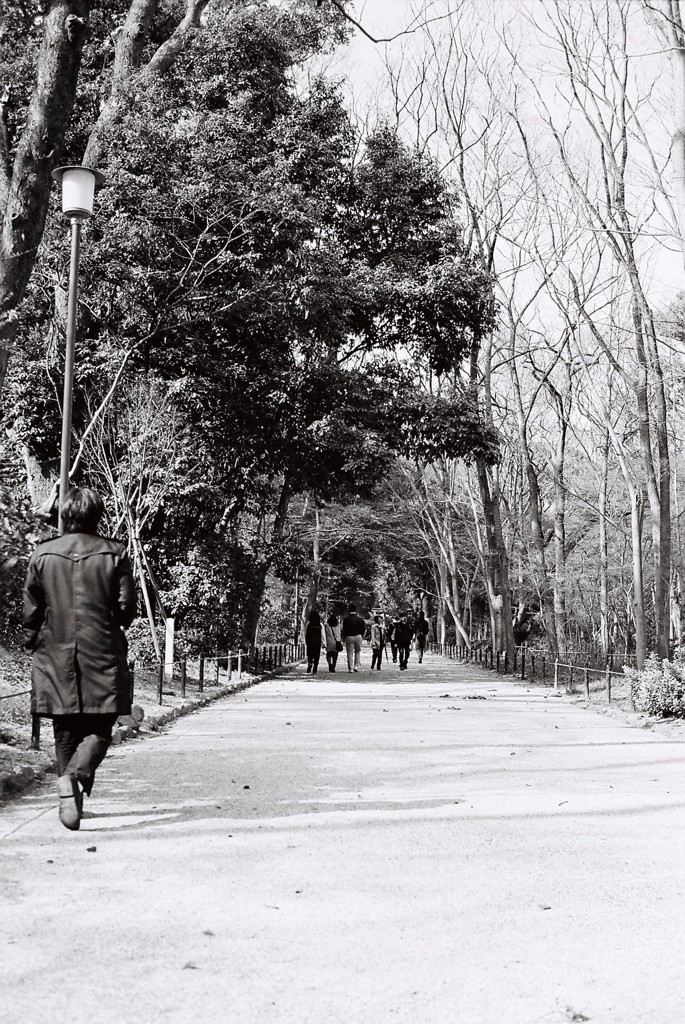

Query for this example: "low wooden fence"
[145,642,305,703]
[1,641,306,751]
[428,642,627,704]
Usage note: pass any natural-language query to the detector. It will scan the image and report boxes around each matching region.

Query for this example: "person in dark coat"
[394,614,414,671]
[414,610,429,663]
[22,487,136,830]
[305,605,324,674]
[387,616,400,663]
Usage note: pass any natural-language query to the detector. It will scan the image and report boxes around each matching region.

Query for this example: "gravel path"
[1,653,684,1024]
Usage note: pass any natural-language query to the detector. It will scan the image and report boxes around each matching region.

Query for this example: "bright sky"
[331,0,685,302]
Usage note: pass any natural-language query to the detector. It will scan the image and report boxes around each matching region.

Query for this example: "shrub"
[125,617,165,664]
[625,654,685,717]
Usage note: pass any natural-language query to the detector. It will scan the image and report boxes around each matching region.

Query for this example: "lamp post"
[51,165,105,533]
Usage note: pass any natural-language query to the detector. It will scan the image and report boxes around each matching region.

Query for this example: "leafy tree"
[4,3,497,650]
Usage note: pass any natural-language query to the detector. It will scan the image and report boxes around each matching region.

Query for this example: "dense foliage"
[1,0,497,649]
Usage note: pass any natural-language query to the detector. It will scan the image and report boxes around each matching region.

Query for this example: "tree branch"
[145,0,210,75]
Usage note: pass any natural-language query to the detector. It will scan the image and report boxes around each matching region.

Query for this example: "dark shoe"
[57,775,82,831]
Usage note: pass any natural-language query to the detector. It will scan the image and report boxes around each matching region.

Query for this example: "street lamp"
[51,165,105,533]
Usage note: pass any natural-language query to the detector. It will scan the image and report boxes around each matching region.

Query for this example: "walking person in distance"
[370,615,384,671]
[324,612,342,672]
[394,613,414,671]
[414,610,429,663]
[305,604,325,674]
[342,603,366,672]
[387,615,400,663]
[22,487,136,831]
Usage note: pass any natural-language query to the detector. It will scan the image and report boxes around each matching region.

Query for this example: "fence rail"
[1,641,306,752]
[428,642,629,705]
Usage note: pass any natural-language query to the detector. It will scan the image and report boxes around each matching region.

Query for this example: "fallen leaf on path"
[86,846,96,853]
[183,962,199,970]
[564,1007,590,1022]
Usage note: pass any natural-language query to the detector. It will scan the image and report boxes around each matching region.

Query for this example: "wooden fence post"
[128,659,135,704]
[606,667,612,704]
[228,651,232,682]
[180,659,186,698]
[238,649,242,681]
[198,655,204,693]
[157,661,164,704]
[584,663,590,699]
[521,649,526,680]
[554,659,559,691]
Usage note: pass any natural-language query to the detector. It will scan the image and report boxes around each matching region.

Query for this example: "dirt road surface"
[2,653,684,1024]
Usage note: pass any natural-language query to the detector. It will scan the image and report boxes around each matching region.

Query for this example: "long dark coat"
[23,533,137,717]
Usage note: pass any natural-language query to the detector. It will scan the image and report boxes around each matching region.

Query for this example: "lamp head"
[52,165,105,219]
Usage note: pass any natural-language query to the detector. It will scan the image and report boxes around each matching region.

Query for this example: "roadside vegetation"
[2,2,685,720]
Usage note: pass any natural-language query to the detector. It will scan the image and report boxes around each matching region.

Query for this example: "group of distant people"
[304,604,430,674]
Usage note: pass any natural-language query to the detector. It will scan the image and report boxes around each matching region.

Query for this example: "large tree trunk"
[243,478,292,645]
[476,458,515,660]
[598,426,610,659]
[665,2,685,269]
[630,486,647,669]
[300,505,321,634]
[0,1,90,399]
[0,0,211,404]
[552,416,568,658]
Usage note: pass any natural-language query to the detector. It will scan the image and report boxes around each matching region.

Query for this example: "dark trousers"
[398,644,411,669]
[390,640,398,662]
[52,713,117,795]
[416,636,426,662]
[306,634,321,673]
[371,646,383,670]
[326,650,339,672]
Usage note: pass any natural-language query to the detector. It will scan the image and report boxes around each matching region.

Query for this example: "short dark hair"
[60,487,104,534]
[349,603,357,612]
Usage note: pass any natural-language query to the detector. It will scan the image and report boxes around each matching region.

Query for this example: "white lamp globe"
[51,166,105,219]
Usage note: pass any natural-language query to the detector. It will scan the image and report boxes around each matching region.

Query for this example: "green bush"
[625,654,685,717]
